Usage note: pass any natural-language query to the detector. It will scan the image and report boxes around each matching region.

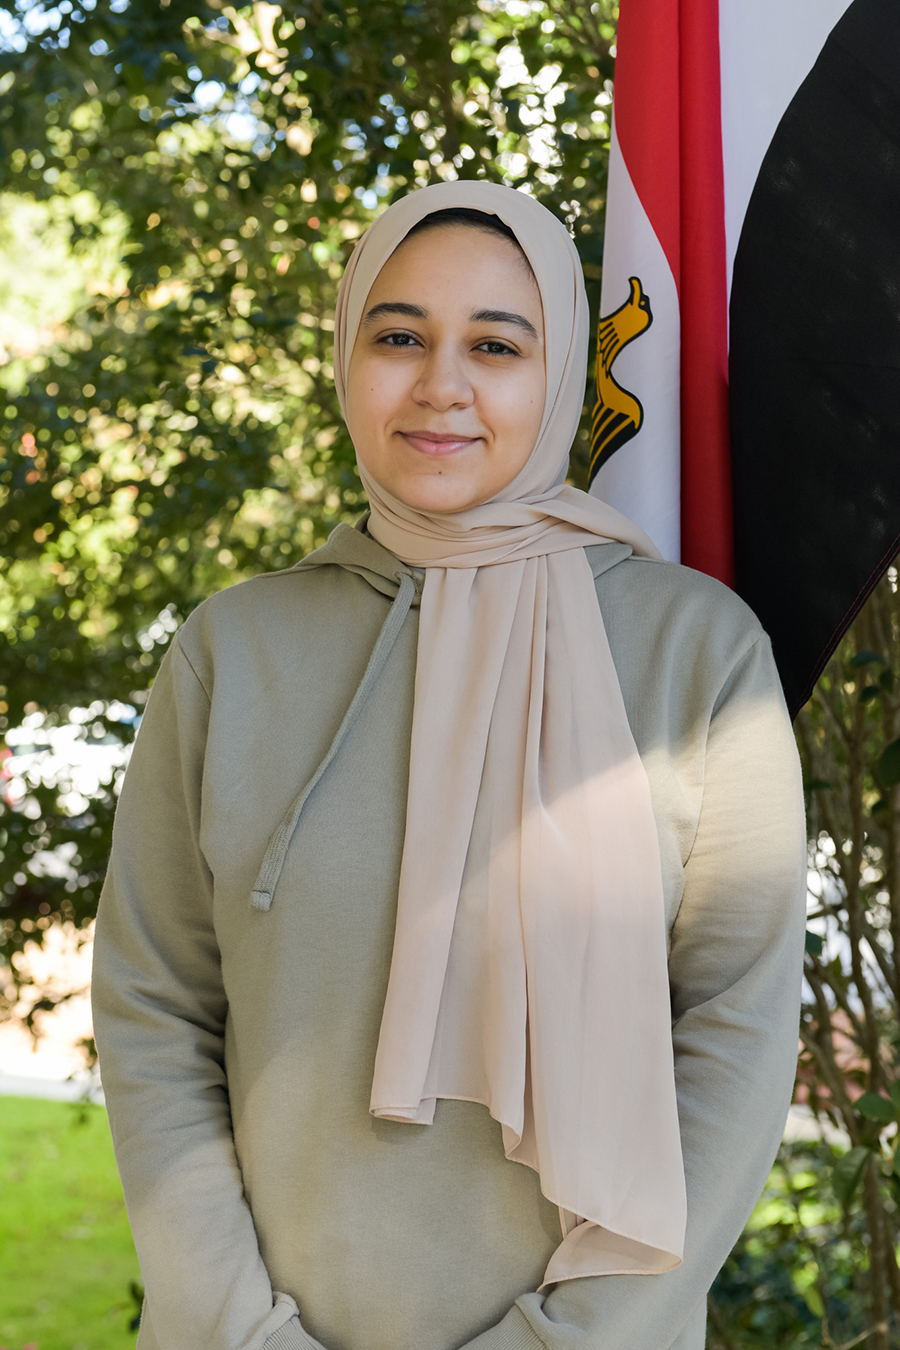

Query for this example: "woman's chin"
[385,477,490,515]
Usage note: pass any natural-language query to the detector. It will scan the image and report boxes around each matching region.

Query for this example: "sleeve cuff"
[458,1303,548,1350]
[264,1314,328,1350]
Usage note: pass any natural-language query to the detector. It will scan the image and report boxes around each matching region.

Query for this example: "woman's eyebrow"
[471,309,539,341]
[362,301,427,325]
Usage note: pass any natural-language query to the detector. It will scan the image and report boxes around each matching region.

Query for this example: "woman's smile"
[397,429,483,457]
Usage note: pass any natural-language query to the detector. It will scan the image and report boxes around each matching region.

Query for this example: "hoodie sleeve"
[91,635,319,1350]
[457,633,807,1350]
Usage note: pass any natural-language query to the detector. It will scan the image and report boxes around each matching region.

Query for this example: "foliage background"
[3,1,900,1347]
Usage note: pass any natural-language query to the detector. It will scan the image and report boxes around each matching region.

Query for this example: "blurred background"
[2,1,900,1347]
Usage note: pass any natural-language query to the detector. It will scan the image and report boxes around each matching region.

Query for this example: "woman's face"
[346,224,546,514]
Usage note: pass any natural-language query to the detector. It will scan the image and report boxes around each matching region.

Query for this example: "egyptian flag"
[591,0,900,714]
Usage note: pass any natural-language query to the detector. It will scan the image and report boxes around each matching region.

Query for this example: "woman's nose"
[413,345,473,410]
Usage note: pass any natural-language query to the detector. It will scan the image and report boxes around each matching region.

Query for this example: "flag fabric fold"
[591,0,900,714]
[730,0,900,712]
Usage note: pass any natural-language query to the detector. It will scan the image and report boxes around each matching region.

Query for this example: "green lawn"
[0,1095,141,1350]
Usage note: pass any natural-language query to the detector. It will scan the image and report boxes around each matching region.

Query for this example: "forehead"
[365,224,542,315]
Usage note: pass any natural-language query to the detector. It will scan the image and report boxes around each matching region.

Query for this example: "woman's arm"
[460,632,807,1350]
[92,635,316,1350]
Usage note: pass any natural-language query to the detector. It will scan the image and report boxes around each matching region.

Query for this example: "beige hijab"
[334,181,686,1286]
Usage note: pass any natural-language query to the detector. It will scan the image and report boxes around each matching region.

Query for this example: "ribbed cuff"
[264,1314,328,1350]
[457,1304,548,1350]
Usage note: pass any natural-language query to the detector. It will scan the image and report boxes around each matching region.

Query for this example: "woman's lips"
[398,431,480,457]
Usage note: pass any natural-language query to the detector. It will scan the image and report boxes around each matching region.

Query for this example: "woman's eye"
[478,340,517,356]
[378,332,420,348]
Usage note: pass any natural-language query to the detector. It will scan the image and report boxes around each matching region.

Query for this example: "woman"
[92,181,806,1350]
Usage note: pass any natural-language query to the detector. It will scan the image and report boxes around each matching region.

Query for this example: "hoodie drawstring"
[250,571,418,912]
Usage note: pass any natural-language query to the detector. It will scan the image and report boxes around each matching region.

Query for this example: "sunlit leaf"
[800,1283,825,1319]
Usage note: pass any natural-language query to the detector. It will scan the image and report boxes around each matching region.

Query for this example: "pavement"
[0,1070,104,1103]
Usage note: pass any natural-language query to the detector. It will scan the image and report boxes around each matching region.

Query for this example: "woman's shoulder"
[589,544,766,648]
[180,558,348,636]
[587,544,778,721]
[172,524,401,683]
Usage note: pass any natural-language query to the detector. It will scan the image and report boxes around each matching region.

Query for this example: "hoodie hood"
[268,519,638,604]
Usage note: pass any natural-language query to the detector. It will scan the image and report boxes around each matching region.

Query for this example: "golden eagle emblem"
[589,277,652,482]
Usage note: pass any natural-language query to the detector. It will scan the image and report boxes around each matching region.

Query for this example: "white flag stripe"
[719,0,853,301]
[593,123,681,562]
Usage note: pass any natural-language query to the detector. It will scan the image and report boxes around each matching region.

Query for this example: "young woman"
[92,181,807,1350]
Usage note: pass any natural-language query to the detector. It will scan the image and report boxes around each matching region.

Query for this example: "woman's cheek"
[501,373,541,439]
[373,362,414,422]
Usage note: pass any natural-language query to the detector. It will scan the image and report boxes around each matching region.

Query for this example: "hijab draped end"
[371,1101,437,1126]
[540,1220,684,1290]
[370,1079,686,1289]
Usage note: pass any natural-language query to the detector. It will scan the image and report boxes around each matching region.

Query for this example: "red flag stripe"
[614,0,681,291]
[678,0,732,584]
[611,0,733,584]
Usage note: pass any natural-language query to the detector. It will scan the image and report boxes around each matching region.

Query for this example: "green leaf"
[880,668,895,692]
[889,1082,900,1111]
[878,738,900,787]
[860,685,882,703]
[850,649,885,667]
[833,1145,871,1205]
[804,931,824,956]
[801,1284,825,1319]
[857,1093,897,1124]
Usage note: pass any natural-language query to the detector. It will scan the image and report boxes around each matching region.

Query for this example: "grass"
[0,1095,141,1350]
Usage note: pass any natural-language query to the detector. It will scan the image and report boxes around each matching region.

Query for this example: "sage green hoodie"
[92,521,806,1350]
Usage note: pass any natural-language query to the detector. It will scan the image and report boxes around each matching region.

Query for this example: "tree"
[708,1137,870,1349]
[787,565,900,1349]
[703,560,900,1349]
[0,0,617,1016]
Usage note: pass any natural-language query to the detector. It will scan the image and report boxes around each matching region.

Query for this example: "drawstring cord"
[250,571,418,912]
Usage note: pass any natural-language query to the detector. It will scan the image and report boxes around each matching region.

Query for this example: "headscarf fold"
[334,181,686,1285]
